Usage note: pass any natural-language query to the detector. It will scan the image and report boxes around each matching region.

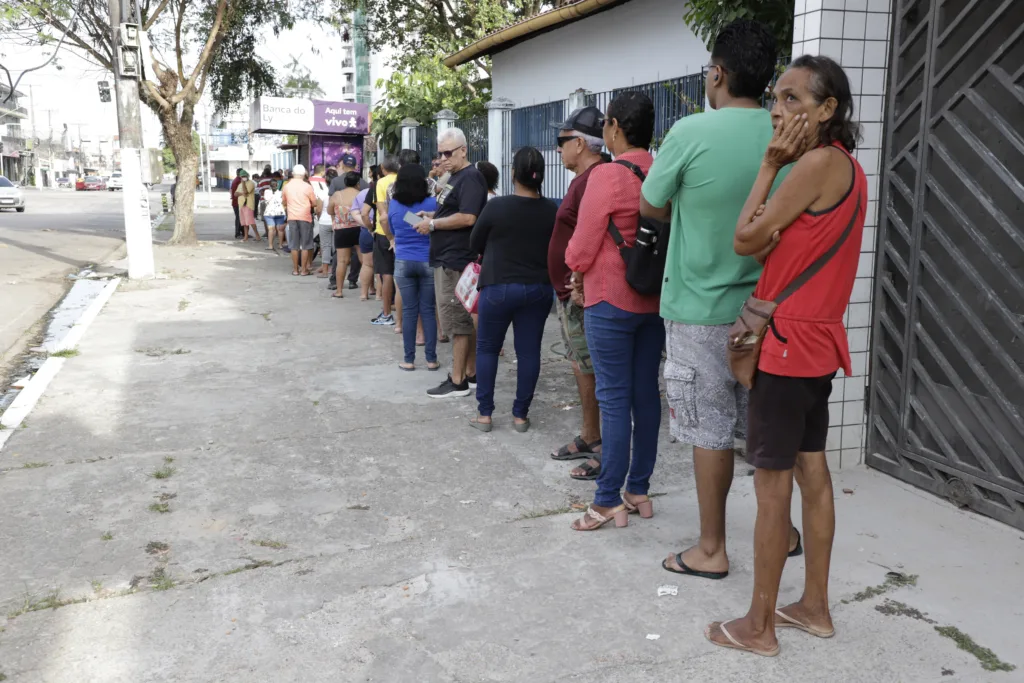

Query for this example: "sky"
[1,20,356,151]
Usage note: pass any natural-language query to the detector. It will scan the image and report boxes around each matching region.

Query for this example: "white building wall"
[794,0,893,469]
[491,0,709,106]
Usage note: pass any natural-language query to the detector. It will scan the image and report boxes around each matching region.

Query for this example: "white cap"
[292,164,307,177]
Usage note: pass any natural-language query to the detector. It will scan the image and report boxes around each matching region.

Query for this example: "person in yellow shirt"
[369,155,399,325]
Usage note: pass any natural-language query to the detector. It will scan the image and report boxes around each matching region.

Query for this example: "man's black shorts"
[746,371,836,470]
[373,233,395,275]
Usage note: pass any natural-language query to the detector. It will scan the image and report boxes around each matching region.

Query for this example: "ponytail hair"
[512,146,545,193]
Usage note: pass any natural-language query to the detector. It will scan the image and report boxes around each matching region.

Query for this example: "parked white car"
[108,172,123,190]
[0,176,25,212]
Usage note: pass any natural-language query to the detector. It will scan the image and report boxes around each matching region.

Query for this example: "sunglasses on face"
[439,145,465,159]
[556,135,580,148]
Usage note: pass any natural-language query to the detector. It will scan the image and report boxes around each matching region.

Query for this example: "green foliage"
[372,54,489,153]
[683,0,795,55]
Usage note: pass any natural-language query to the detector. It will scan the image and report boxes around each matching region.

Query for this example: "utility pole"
[28,85,41,188]
[108,0,154,279]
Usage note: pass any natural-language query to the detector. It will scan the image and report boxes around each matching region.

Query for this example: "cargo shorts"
[556,298,593,374]
[663,320,748,450]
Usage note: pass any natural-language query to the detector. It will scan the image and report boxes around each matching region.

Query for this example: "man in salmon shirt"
[282,164,321,276]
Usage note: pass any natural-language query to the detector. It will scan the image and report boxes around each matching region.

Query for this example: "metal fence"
[414,125,436,174]
[502,99,570,198]
[454,115,489,166]
[586,72,705,152]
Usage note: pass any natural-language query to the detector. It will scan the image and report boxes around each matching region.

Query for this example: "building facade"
[446,0,1024,531]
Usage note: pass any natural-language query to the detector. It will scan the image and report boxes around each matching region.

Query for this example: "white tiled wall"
[792,0,893,468]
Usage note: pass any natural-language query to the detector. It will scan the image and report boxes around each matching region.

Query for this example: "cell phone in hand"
[404,210,422,226]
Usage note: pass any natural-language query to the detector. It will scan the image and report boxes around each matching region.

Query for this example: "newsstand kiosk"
[249,96,370,171]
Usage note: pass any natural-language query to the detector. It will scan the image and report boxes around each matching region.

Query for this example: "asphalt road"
[0,186,171,375]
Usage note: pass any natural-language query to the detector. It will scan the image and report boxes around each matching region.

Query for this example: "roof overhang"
[443,0,631,68]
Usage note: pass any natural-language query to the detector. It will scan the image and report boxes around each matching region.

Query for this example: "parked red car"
[76,176,107,191]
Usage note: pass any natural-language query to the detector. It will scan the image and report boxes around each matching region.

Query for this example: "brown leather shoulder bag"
[727,196,861,389]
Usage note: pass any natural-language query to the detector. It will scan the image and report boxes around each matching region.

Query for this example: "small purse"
[727,196,861,389]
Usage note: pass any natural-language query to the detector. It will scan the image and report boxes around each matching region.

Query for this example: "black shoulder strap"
[775,195,861,305]
[613,159,647,183]
[605,159,647,247]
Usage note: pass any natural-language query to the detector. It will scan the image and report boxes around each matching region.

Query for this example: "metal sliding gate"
[866,0,1024,529]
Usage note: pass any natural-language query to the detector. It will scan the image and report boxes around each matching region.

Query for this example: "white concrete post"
[399,117,419,152]
[567,88,589,114]
[434,109,458,135]
[484,98,514,173]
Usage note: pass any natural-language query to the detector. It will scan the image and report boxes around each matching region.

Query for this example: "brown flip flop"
[774,609,835,638]
[705,621,780,657]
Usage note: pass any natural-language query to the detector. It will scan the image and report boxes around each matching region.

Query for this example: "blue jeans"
[394,259,437,364]
[476,282,554,418]
[585,301,665,508]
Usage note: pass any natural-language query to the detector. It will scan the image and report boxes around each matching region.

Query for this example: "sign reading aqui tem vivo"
[249,97,370,135]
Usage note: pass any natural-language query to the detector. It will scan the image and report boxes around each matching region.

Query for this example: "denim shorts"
[663,320,747,451]
[264,215,285,227]
[358,227,375,254]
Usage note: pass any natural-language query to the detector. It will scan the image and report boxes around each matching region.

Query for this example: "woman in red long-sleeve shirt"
[565,92,663,531]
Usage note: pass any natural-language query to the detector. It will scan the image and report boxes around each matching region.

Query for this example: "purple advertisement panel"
[250,97,370,135]
[309,135,365,172]
[311,100,370,135]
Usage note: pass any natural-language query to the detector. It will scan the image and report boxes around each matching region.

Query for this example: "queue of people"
[228,18,867,659]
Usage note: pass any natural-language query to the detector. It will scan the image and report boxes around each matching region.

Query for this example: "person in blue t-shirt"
[389,164,439,370]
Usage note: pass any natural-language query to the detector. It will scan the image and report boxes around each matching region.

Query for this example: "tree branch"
[170,0,226,105]
[173,0,186,84]
[143,0,172,30]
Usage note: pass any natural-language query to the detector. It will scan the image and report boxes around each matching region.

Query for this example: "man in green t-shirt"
[641,19,797,580]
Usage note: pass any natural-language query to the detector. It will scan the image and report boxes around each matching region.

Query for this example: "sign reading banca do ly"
[249,97,370,136]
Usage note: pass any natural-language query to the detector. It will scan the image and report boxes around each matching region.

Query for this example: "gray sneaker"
[427,375,471,399]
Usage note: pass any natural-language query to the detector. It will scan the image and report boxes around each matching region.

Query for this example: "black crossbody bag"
[605,160,670,296]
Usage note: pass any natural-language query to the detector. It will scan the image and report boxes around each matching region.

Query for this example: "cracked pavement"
[1,217,1022,682]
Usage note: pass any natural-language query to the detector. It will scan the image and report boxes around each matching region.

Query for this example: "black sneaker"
[466,374,477,389]
[347,281,358,290]
[327,280,336,290]
[427,374,471,399]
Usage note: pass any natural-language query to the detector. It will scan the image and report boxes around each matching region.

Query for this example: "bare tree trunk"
[163,116,199,245]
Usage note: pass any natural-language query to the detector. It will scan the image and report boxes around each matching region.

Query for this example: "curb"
[0,277,121,452]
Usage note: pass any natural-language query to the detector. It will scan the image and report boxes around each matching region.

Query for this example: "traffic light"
[98,81,111,102]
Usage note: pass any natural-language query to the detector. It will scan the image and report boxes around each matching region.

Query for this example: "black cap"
[551,106,603,138]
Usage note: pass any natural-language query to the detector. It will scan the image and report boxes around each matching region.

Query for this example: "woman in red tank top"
[706,55,867,657]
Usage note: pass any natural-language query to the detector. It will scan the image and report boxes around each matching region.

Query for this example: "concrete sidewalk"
[0,213,1021,682]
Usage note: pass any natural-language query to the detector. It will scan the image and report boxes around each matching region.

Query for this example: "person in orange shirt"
[281,164,322,276]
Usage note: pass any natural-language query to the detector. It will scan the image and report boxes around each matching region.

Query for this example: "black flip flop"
[662,553,729,580]
[551,436,601,461]
[569,459,601,481]
[789,529,803,558]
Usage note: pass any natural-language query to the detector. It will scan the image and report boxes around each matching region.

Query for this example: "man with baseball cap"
[547,106,608,480]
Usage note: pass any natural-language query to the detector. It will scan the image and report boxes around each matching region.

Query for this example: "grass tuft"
[7,589,87,618]
[150,465,176,479]
[21,462,48,469]
[148,502,170,514]
[251,539,287,549]
[101,531,113,541]
[149,567,176,591]
[874,599,935,623]
[177,299,190,311]
[516,505,573,520]
[934,626,1016,672]
[50,349,79,358]
[145,541,170,555]
[844,572,918,603]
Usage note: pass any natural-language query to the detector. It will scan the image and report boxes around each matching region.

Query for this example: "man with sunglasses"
[414,128,488,398]
[547,106,607,479]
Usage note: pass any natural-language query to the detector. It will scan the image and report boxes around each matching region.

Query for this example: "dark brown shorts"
[746,371,836,470]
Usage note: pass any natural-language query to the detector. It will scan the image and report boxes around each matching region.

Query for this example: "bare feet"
[705,618,779,657]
